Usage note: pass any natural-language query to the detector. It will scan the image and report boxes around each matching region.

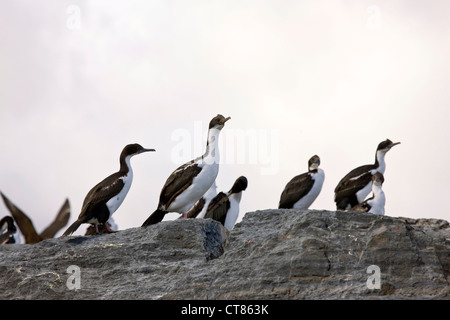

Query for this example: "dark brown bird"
[62,143,154,237]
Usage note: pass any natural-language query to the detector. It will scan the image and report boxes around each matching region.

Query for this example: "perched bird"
[142,114,230,226]
[185,181,217,219]
[351,172,386,215]
[0,216,17,244]
[62,143,154,237]
[334,139,400,210]
[278,155,325,210]
[204,176,248,231]
[1,192,70,244]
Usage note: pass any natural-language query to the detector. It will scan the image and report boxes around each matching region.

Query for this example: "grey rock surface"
[0,210,449,299]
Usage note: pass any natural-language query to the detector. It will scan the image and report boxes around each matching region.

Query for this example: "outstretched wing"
[278,173,314,209]
[39,199,70,239]
[204,192,229,225]
[1,192,41,244]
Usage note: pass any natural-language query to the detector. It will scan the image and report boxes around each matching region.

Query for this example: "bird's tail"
[336,197,356,211]
[61,220,83,237]
[142,209,167,226]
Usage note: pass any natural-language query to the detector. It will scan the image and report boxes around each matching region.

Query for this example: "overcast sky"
[1,0,449,237]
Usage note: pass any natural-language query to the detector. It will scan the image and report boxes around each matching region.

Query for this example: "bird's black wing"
[78,173,124,220]
[186,197,206,219]
[204,192,230,225]
[39,199,70,239]
[334,165,374,203]
[278,173,314,209]
[158,159,202,210]
[1,192,41,244]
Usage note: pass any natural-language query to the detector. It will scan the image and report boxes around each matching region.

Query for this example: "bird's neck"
[372,184,383,198]
[203,127,221,163]
[119,155,133,176]
[229,191,242,203]
[205,181,218,197]
[375,150,386,173]
[368,185,385,215]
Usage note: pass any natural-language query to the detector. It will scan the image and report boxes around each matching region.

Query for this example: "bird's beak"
[221,116,231,125]
[390,142,401,148]
[142,148,156,153]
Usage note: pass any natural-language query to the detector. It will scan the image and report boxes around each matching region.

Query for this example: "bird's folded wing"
[159,160,202,209]
[279,173,313,209]
[204,192,229,225]
[334,165,374,202]
[79,173,124,218]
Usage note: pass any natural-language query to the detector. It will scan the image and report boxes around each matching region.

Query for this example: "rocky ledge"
[0,209,449,299]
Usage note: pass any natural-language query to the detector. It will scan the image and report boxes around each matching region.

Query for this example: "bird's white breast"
[168,160,219,213]
[368,187,385,215]
[293,169,325,210]
[106,172,133,216]
[224,192,242,231]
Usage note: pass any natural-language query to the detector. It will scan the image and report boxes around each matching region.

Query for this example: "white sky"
[1,0,449,237]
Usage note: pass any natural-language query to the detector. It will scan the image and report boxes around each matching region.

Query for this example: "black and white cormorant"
[1,192,70,244]
[334,139,399,210]
[351,172,386,215]
[278,155,325,210]
[62,143,154,236]
[0,216,17,244]
[142,114,230,226]
[204,176,248,231]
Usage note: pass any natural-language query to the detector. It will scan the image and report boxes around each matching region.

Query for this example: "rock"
[0,210,449,299]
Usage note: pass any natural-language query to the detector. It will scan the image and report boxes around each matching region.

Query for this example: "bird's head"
[209,114,231,130]
[229,176,248,194]
[122,144,155,158]
[372,172,385,186]
[0,216,17,234]
[308,155,321,172]
[377,139,400,153]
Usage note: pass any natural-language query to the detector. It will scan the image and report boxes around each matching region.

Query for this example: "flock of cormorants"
[1,114,399,244]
